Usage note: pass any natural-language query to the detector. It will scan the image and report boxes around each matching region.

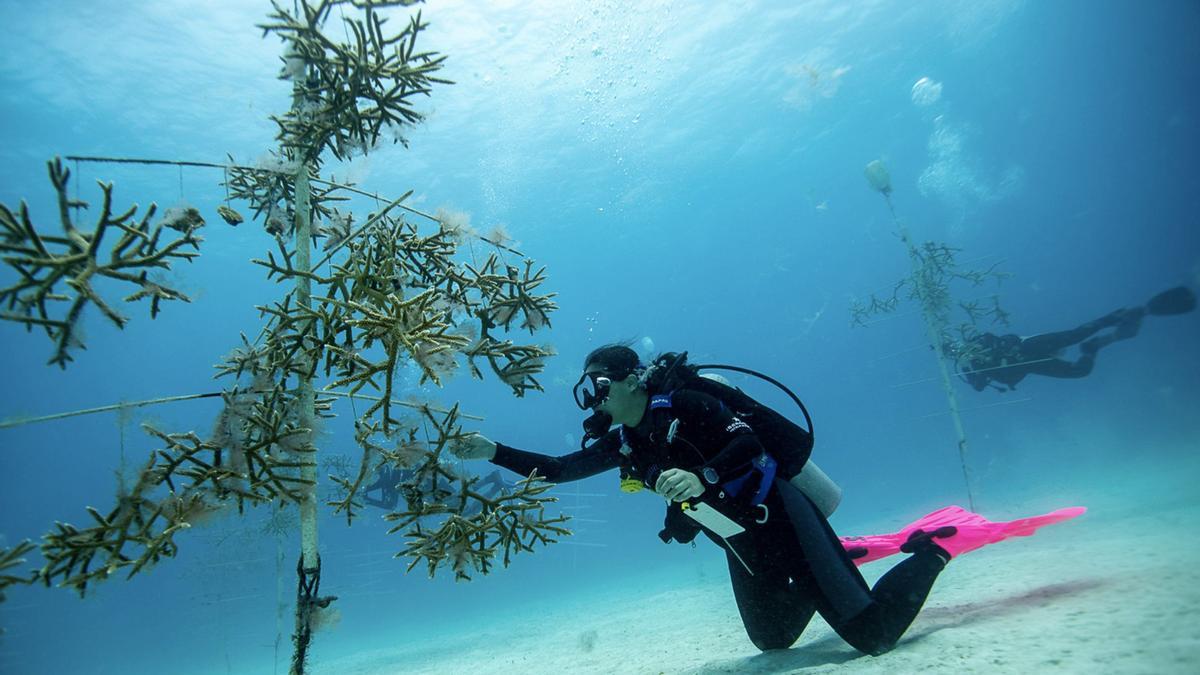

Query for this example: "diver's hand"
[655,469,704,502]
[451,433,497,461]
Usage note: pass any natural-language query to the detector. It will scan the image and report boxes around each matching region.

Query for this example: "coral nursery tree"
[0,2,565,672]
[851,160,1012,512]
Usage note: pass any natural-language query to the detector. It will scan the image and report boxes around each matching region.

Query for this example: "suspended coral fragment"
[0,158,201,368]
[217,204,244,226]
[159,205,206,233]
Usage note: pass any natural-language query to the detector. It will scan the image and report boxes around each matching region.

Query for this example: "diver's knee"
[847,635,896,657]
[866,642,896,657]
[837,613,899,656]
[751,635,797,652]
[746,626,800,651]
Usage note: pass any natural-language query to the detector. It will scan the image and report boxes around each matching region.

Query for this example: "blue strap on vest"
[749,453,778,506]
[720,453,778,507]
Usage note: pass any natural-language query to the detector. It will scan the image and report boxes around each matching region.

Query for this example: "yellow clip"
[620,477,644,494]
[681,501,691,511]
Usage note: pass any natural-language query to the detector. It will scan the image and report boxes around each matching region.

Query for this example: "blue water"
[1,1,1198,673]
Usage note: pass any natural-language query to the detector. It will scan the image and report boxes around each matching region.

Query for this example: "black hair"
[582,343,641,378]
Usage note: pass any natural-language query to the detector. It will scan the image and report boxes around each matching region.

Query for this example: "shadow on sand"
[686,577,1109,674]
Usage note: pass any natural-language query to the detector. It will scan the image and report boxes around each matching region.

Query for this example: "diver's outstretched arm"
[451,431,623,483]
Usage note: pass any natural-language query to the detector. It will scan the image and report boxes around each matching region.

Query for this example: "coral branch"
[0,158,201,368]
[260,1,450,165]
[0,540,38,604]
[35,380,318,598]
[386,470,570,581]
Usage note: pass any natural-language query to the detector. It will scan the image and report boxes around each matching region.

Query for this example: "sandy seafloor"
[307,456,1200,675]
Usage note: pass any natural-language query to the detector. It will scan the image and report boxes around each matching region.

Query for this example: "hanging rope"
[290,553,336,675]
[889,357,1057,389]
[0,392,224,430]
[115,403,130,494]
[274,532,286,675]
[62,154,526,256]
[868,344,928,364]
[0,390,482,431]
[467,236,479,268]
[71,157,82,216]
[919,397,1033,419]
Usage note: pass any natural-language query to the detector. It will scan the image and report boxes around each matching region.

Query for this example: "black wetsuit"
[490,388,947,655]
[363,466,405,510]
[961,309,1137,392]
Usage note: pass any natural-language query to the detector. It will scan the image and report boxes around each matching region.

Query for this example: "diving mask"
[572,372,614,410]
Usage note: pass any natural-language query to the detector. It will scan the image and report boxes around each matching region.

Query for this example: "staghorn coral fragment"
[0,540,38,606]
[35,380,322,600]
[385,470,570,581]
[259,1,451,166]
[214,332,271,380]
[320,208,352,251]
[464,256,558,335]
[463,335,554,398]
[158,205,205,233]
[123,271,191,319]
[216,204,245,226]
[240,209,554,432]
[0,158,202,368]
[224,152,349,235]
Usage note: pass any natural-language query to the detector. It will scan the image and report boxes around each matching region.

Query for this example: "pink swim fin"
[839,505,1086,566]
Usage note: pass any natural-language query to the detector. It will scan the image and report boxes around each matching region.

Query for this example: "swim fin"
[839,505,1086,566]
[1145,286,1196,316]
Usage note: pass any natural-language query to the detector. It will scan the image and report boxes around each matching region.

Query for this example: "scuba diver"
[362,465,406,510]
[362,464,511,514]
[951,286,1196,392]
[451,344,1083,655]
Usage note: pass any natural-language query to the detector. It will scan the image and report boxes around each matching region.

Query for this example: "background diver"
[451,344,1081,656]
[362,463,511,514]
[949,286,1196,392]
